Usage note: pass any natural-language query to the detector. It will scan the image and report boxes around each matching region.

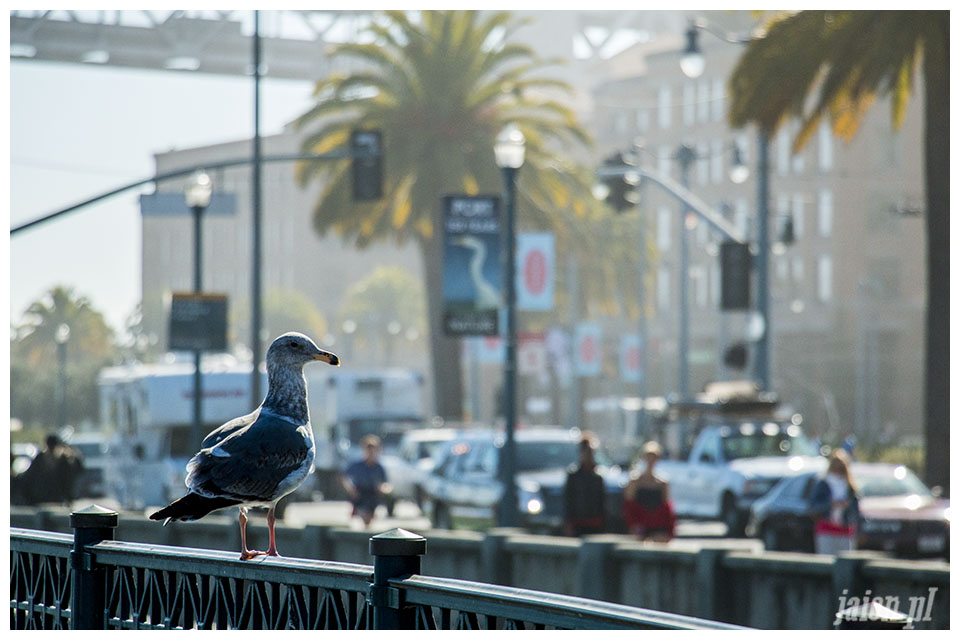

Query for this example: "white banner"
[516,233,555,311]
[619,333,644,383]
[573,323,603,377]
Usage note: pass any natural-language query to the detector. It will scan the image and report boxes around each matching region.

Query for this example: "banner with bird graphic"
[442,195,502,336]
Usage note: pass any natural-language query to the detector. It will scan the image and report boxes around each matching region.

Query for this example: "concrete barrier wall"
[11,507,949,629]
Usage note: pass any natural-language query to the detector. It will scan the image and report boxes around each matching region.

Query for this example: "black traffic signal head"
[599,151,638,213]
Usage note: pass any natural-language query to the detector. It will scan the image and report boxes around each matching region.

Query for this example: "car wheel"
[722,494,746,537]
[762,525,780,551]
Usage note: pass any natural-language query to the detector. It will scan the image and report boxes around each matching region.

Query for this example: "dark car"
[747,462,950,559]
[422,427,625,533]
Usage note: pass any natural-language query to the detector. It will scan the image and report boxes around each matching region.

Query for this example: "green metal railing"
[10,505,745,630]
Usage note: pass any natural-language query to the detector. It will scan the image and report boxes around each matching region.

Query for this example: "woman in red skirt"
[622,441,676,542]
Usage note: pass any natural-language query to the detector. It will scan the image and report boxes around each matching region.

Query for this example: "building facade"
[590,22,926,446]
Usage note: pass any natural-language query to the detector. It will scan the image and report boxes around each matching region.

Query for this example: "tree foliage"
[10,286,117,429]
[727,10,949,490]
[293,10,593,418]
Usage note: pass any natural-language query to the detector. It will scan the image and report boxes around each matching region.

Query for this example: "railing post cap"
[369,527,426,557]
[70,504,119,529]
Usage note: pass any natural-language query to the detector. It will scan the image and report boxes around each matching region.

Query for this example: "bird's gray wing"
[186,412,312,502]
[200,408,261,449]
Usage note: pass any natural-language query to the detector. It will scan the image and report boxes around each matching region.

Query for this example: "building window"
[697,79,710,123]
[710,139,723,184]
[711,78,725,122]
[683,82,696,125]
[658,86,672,129]
[791,193,806,239]
[658,145,672,179]
[818,189,834,237]
[818,120,834,171]
[691,265,708,307]
[710,260,720,304]
[818,255,833,302]
[735,198,750,238]
[657,206,672,251]
[696,141,709,186]
[777,129,790,176]
[657,267,671,311]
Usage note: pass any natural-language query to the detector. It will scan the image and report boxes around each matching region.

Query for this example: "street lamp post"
[674,144,696,399]
[495,123,525,528]
[680,19,772,391]
[55,323,70,430]
[185,170,213,451]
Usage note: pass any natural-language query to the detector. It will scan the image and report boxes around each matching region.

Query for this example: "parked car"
[421,427,625,532]
[746,462,950,559]
[652,422,824,536]
[379,428,459,510]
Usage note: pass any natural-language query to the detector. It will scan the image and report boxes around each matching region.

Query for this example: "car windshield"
[855,467,931,498]
[721,431,818,460]
[515,440,578,472]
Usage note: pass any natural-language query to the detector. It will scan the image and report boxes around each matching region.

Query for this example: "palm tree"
[727,11,949,491]
[294,10,590,419]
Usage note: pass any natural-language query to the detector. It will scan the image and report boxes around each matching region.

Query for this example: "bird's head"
[267,332,340,368]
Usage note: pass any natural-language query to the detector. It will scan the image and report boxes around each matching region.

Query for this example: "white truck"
[645,382,826,536]
[97,356,426,510]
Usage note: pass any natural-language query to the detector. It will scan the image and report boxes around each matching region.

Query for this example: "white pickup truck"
[652,421,826,536]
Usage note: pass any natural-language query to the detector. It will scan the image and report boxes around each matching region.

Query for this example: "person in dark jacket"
[563,433,607,536]
[809,449,859,554]
[341,435,390,528]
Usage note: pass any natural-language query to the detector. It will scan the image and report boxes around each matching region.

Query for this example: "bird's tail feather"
[149,493,242,524]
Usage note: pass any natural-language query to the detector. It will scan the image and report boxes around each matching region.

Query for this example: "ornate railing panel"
[398,574,738,630]
[9,529,74,630]
[90,541,373,630]
[11,511,745,631]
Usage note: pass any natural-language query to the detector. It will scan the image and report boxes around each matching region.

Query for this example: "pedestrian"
[341,435,390,528]
[810,449,859,554]
[563,432,607,536]
[19,434,85,506]
[622,441,675,542]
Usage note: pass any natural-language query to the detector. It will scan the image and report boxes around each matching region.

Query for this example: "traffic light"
[351,129,383,201]
[724,342,748,370]
[720,241,752,311]
[598,152,637,213]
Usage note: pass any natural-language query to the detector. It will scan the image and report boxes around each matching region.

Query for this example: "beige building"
[590,22,926,445]
[141,129,428,376]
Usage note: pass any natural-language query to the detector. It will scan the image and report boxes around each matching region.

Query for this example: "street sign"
[619,333,644,382]
[516,233,555,311]
[442,195,501,336]
[140,192,236,216]
[573,323,603,377]
[168,292,228,352]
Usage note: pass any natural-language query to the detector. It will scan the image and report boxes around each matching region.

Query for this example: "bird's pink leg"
[265,505,281,557]
[238,508,263,561]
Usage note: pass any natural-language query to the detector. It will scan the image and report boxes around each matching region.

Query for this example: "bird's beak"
[312,349,340,366]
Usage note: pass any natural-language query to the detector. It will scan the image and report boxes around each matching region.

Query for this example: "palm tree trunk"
[922,16,949,494]
[420,235,465,421]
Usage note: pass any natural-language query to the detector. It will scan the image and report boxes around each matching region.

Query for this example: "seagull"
[149,332,339,560]
[452,235,501,309]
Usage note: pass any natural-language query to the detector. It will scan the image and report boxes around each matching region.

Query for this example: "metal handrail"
[89,539,373,590]
[395,574,745,630]
[11,522,744,630]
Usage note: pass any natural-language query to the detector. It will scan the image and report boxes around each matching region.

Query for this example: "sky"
[8,59,316,334]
